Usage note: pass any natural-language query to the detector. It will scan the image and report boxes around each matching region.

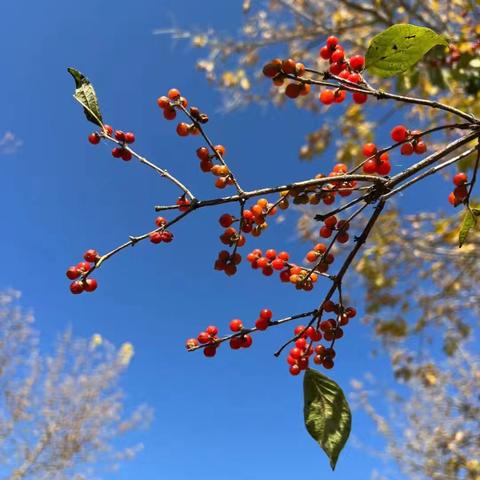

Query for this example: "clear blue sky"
[0,2,454,479]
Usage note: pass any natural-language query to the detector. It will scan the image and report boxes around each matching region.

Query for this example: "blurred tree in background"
[0,290,152,480]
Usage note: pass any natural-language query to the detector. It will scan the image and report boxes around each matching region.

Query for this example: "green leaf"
[303,368,351,470]
[458,207,479,248]
[67,67,103,127]
[365,24,448,77]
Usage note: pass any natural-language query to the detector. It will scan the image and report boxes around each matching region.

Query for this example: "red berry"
[83,249,99,263]
[294,325,306,336]
[198,332,210,344]
[295,338,307,349]
[289,365,301,376]
[260,309,272,321]
[242,335,253,348]
[319,46,331,59]
[121,149,132,161]
[84,278,98,292]
[320,226,332,238]
[70,281,84,295]
[331,49,344,63]
[285,83,301,99]
[176,122,190,136]
[219,213,234,228]
[265,249,277,260]
[448,192,459,206]
[333,163,347,173]
[345,306,357,318]
[349,55,365,71]
[103,124,113,135]
[454,185,468,201]
[149,232,162,244]
[114,130,125,142]
[196,146,210,161]
[155,216,168,227]
[157,96,170,109]
[111,147,122,158]
[391,125,408,142]
[376,159,391,176]
[203,346,217,357]
[229,337,243,350]
[414,141,427,154]
[322,358,334,369]
[400,142,414,156]
[88,133,100,145]
[281,58,297,75]
[453,172,468,186]
[362,143,377,157]
[163,108,177,120]
[347,73,362,83]
[326,36,338,49]
[168,88,181,100]
[125,132,135,144]
[324,215,337,228]
[271,256,285,270]
[319,90,334,105]
[255,318,269,330]
[230,319,243,332]
[352,92,367,104]
[333,90,347,103]
[290,347,302,359]
[160,231,173,243]
[66,266,80,280]
[76,262,90,273]
[206,325,218,336]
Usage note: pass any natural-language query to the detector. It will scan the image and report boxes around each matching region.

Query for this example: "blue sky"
[0,2,458,479]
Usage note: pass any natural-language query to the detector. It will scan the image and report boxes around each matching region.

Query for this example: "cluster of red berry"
[287,302,356,375]
[318,36,367,105]
[157,88,186,121]
[262,58,310,98]
[361,144,392,175]
[196,145,234,189]
[448,172,469,206]
[390,125,427,155]
[88,125,136,161]
[246,247,326,291]
[319,215,350,243]
[214,250,242,276]
[281,165,356,209]
[66,249,99,294]
[159,89,234,190]
[186,319,256,357]
[149,216,174,244]
[214,198,282,276]
[157,88,208,132]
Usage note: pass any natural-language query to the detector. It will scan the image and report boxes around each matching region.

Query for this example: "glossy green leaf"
[303,368,351,470]
[365,24,448,77]
[458,207,480,248]
[67,67,103,126]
